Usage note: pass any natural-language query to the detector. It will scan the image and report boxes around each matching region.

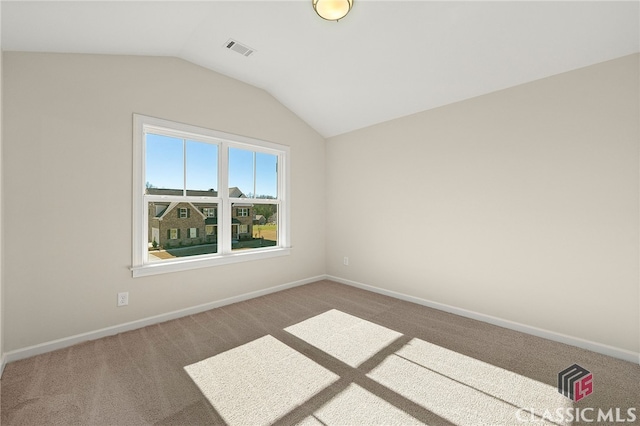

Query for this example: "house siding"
[151,203,206,248]
[148,202,253,247]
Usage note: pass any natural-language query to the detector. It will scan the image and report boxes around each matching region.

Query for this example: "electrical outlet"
[343,257,349,266]
[117,292,129,307]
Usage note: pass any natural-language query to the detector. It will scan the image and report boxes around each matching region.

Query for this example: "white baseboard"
[3,275,325,365]
[5,274,638,367]
[327,275,640,365]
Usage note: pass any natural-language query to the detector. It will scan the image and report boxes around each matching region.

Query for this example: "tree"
[254,204,276,221]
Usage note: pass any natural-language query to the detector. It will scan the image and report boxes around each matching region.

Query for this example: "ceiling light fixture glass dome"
[313,0,353,21]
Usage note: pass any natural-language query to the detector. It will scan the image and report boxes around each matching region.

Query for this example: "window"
[132,114,290,277]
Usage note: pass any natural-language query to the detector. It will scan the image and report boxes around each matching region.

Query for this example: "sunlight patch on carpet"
[367,338,573,426]
[184,335,339,426]
[186,311,574,426]
[284,309,403,367]
[298,383,425,425]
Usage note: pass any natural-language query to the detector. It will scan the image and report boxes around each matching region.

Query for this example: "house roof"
[3,2,637,138]
[146,187,246,198]
[229,187,245,198]
[148,187,253,219]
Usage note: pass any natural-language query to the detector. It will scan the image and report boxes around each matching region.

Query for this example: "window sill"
[131,247,291,278]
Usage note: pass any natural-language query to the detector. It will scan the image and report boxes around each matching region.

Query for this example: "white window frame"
[179,208,188,218]
[132,114,291,277]
[237,208,249,217]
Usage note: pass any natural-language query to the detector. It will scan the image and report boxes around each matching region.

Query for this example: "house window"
[132,114,290,277]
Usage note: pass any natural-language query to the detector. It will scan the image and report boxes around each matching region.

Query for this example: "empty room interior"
[0,1,639,425]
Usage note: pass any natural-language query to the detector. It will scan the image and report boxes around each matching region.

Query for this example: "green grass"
[153,226,278,259]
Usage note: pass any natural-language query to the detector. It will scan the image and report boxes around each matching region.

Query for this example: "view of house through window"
[231,203,278,252]
[147,201,220,261]
[135,115,287,273]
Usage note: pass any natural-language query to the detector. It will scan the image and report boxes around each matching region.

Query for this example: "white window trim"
[132,114,291,278]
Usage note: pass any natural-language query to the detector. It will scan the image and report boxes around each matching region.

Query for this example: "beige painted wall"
[2,52,326,352]
[326,54,639,353]
[3,51,638,357]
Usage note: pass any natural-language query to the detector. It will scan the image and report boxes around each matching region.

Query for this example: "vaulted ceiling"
[2,1,639,137]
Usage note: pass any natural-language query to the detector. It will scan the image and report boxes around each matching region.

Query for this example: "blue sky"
[146,133,277,197]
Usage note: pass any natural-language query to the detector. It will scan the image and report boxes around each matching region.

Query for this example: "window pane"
[147,202,218,262]
[136,115,289,275]
[229,147,254,197]
[255,152,278,198]
[203,207,217,217]
[146,133,183,191]
[232,203,278,251]
[186,140,218,196]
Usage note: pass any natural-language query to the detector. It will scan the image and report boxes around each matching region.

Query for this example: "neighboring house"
[253,215,267,225]
[147,187,253,248]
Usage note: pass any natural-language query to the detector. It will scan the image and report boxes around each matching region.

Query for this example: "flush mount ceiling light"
[313,0,353,21]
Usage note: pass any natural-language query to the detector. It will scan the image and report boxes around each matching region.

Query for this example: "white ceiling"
[2,1,639,138]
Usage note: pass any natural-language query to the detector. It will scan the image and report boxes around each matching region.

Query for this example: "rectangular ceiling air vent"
[225,39,255,57]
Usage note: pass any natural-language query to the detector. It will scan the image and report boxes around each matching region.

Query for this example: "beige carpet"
[1,280,639,425]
